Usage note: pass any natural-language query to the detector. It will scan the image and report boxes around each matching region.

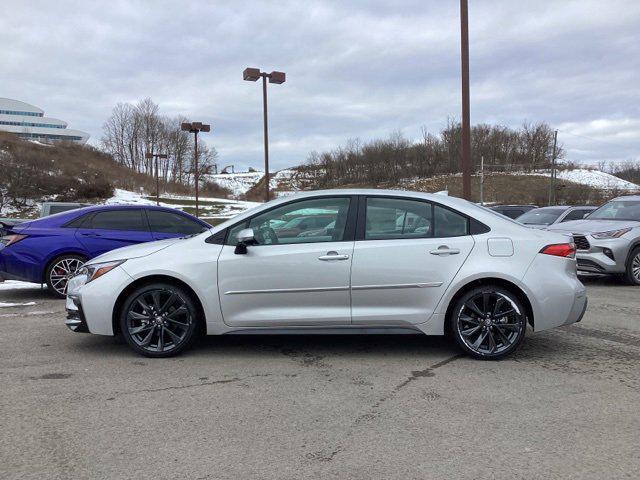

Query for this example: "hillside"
[0,132,229,218]
[243,165,640,205]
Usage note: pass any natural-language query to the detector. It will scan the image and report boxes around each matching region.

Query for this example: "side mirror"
[234,228,255,255]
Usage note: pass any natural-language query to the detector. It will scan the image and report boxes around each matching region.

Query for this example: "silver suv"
[548,195,640,285]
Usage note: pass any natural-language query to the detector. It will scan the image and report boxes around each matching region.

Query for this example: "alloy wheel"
[125,289,193,353]
[455,291,525,356]
[632,253,640,283]
[49,257,84,296]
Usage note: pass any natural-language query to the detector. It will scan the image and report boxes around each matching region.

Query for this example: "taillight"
[0,234,28,247]
[540,243,576,258]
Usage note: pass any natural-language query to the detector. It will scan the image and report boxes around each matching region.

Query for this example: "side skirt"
[223,326,424,335]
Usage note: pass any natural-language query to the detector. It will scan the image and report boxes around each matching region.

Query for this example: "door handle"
[318,251,350,261]
[430,246,460,256]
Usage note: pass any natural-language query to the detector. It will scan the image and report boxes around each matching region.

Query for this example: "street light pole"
[145,151,168,206]
[181,122,211,217]
[460,0,472,201]
[243,67,286,202]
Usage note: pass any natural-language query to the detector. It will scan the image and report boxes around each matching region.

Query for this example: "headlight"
[591,228,632,239]
[79,259,126,283]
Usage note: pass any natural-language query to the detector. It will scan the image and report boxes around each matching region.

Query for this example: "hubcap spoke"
[130,324,154,335]
[461,325,482,337]
[159,293,177,315]
[464,300,484,317]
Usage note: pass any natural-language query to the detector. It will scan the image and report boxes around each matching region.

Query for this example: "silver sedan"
[66,189,587,360]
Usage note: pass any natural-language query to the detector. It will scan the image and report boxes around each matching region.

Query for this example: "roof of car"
[612,195,640,201]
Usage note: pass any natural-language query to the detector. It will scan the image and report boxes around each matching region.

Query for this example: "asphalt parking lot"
[0,278,638,480]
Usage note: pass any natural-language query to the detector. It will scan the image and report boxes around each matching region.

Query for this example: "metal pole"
[262,74,270,202]
[549,129,558,206]
[460,0,472,201]
[194,130,199,217]
[155,154,159,206]
[480,155,484,206]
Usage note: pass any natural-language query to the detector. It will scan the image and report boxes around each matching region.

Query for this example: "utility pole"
[480,155,484,205]
[548,129,558,205]
[460,0,472,200]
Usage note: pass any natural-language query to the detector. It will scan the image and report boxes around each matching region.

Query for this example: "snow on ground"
[0,301,37,308]
[205,171,264,198]
[0,280,42,291]
[553,169,639,192]
[105,189,259,220]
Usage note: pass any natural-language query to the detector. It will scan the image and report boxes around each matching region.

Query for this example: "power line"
[557,128,633,150]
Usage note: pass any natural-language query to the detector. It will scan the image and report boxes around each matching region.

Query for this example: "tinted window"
[148,210,206,235]
[365,198,433,240]
[562,209,592,222]
[50,205,82,215]
[89,210,147,231]
[433,205,469,237]
[227,197,351,245]
[64,213,91,228]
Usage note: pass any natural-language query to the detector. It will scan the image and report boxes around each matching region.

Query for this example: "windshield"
[588,200,640,221]
[516,208,566,225]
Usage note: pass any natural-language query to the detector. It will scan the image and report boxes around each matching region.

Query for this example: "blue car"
[0,205,210,297]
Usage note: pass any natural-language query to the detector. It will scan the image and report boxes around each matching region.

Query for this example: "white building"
[0,98,90,144]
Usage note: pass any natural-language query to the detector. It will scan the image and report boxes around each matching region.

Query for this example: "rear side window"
[433,205,469,237]
[148,210,206,235]
[89,210,147,231]
[562,209,592,222]
[64,213,91,228]
[365,198,433,240]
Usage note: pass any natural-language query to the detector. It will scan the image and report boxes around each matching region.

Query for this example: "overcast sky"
[1,0,639,171]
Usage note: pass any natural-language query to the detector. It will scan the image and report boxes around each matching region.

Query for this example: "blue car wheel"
[45,254,86,298]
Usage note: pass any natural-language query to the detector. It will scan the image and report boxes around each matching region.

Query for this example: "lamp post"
[145,151,168,205]
[180,121,211,217]
[243,67,286,202]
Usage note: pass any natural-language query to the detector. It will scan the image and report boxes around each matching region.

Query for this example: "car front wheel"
[119,283,200,358]
[624,247,640,286]
[450,286,527,360]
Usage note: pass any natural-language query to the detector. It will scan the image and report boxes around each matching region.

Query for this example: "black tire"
[45,254,86,298]
[119,282,201,358]
[624,247,640,286]
[449,285,527,360]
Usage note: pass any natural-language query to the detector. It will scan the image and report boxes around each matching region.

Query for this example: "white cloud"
[1,0,639,170]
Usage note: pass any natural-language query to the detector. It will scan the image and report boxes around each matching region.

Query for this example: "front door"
[351,197,475,325]
[218,196,355,327]
[75,209,153,257]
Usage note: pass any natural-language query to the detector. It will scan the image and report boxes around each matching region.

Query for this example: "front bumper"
[574,237,629,274]
[66,296,89,333]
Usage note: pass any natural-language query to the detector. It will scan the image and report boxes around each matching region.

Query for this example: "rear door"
[75,209,153,257]
[350,196,474,325]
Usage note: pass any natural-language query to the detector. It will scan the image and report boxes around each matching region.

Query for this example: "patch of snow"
[553,169,640,192]
[0,280,42,291]
[205,171,264,198]
[0,301,37,308]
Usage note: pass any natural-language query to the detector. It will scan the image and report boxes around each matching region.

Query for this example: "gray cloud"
[1,0,639,170]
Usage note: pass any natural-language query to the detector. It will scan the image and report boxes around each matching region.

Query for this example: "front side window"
[89,210,147,231]
[227,197,351,245]
[365,197,433,240]
[148,210,206,235]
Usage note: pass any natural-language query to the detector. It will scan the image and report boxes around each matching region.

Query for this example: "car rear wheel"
[45,254,86,298]
[624,247,640,286]
[450,286,527,360]
[119,283,200,358]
